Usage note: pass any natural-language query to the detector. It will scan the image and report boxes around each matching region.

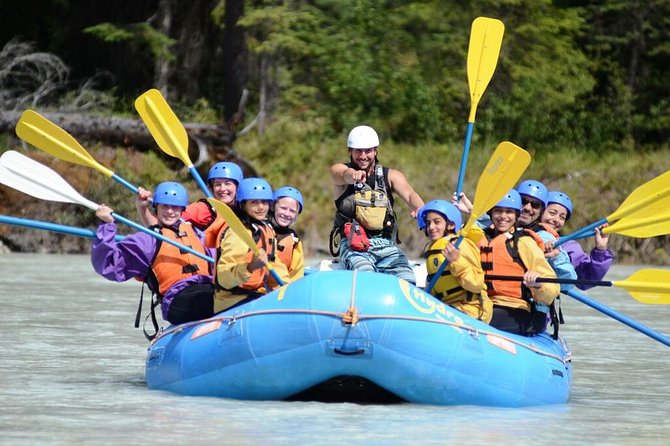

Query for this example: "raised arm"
[388,168,424,217]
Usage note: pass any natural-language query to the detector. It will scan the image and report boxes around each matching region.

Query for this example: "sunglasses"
[522,198,542,209]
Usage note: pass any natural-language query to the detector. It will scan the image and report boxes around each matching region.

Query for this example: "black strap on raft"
[134,278,161,342]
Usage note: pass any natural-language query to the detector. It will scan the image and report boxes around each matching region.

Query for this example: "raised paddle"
[565,289,670,348]
[15,110,142,195]
[0,150,214,263]
[134,89,212,197]
[0,214,124,241]
[455,17,505,197]
[485,269,670,304]
[206,198,285,286]
[425,141,530,293]
[566,211,670,242]
[556,169,670,246]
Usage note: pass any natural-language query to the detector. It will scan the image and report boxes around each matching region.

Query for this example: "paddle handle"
[565,289,670,348]
[554,218,608,248]
[0,215,124,242]
[111,213,214,263]
[455,122,475,197]
[485,274,611,288]
[424,235,465,293]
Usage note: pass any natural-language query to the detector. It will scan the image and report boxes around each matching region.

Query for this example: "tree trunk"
[0,110,254,174]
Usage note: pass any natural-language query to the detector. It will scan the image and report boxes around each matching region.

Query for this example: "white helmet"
[347,125,380,149]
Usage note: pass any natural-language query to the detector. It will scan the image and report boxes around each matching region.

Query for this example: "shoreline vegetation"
[1,124,668,265]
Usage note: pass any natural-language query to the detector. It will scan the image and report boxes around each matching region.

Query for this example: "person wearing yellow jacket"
[271,186,305,283]
[478,189,560,335]
[418,199,492,323]
[214,178,289,313]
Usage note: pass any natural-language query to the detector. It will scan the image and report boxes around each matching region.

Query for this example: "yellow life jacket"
[424,233,492,322]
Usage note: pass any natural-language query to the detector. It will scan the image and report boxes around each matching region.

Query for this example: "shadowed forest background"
[0,0,669,262]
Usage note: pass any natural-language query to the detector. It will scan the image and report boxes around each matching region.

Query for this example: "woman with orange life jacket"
[91,182,215,325]
[478,189,560,335]
[541,191,613,289]
[213,177,289,313]
[135,161,244,232]
[270,186,305,282]
[418,199,493,323]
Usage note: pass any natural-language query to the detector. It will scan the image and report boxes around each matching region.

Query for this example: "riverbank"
[1,129,669,263]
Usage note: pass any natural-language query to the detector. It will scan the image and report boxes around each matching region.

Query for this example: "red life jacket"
[149,222,210,297]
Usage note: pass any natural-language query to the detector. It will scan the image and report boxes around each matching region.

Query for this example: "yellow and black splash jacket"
[148,222,211,298]
[332,163,398,241]
[274,224,304,283]
[214,215,289,312]
[478,227,559,312]
[423,234,492,322]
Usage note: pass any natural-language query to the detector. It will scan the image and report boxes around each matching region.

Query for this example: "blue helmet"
[152,182,188,208]
[417,200,462,231]
[492,189,522,213]
[517,179,549,207]
[547,191,573,219]
[236,178,274,203]
[207,162,244,185]
[273,186,304,214]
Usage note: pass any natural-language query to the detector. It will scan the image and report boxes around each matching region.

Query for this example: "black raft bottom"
[286,375,406,404]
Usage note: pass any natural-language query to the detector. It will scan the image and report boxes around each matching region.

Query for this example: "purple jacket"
[562,239,614,290]
[91,222,214,320]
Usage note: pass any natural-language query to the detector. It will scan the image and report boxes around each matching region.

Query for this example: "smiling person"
[136,161,244,231]
[418,200,492,323]
[516,179,549,229]
[477,189,559,335]
[541,191,614,289]
[329,125,424,283]
[270,186,305,282]
[213,178,289,313]
[91,182,215,326]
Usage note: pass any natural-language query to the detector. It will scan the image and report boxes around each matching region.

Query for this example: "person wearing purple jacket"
[541,191,614,289]
[91,182,215,325]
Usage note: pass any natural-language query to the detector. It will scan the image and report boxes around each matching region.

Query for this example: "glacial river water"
[1,254,668,445]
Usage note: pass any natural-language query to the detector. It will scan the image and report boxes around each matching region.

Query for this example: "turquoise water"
[0,254,668,445]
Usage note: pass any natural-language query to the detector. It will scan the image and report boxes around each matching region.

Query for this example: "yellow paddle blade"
[206,198,260,256]
[466,17,504,122]
[614,269,670,304]
[135,89,191,166]
[15,110,113,177]
[461,141,530,234]
[604,210,670,238]
[608,170,670,221]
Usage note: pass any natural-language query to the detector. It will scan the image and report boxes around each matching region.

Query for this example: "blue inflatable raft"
[146,270,572,406]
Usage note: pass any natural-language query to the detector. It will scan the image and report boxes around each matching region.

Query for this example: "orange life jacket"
[218,221,278,294]
[182,199,217,231]
[478,228,541,299]
[203,214,229,249]
[149,222,210,297]
[275,229,299,271]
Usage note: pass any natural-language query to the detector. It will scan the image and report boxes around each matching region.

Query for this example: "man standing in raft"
[329,125,424,283]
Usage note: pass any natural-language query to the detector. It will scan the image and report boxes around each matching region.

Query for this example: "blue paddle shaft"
[269,269,284,286]
[189,166,213,198]
[555,218,608,248]
[0,215,124,241]
[110,173,140,195]
[565,289,670,348]
[111,213,214,263]
[455,122,475,197]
